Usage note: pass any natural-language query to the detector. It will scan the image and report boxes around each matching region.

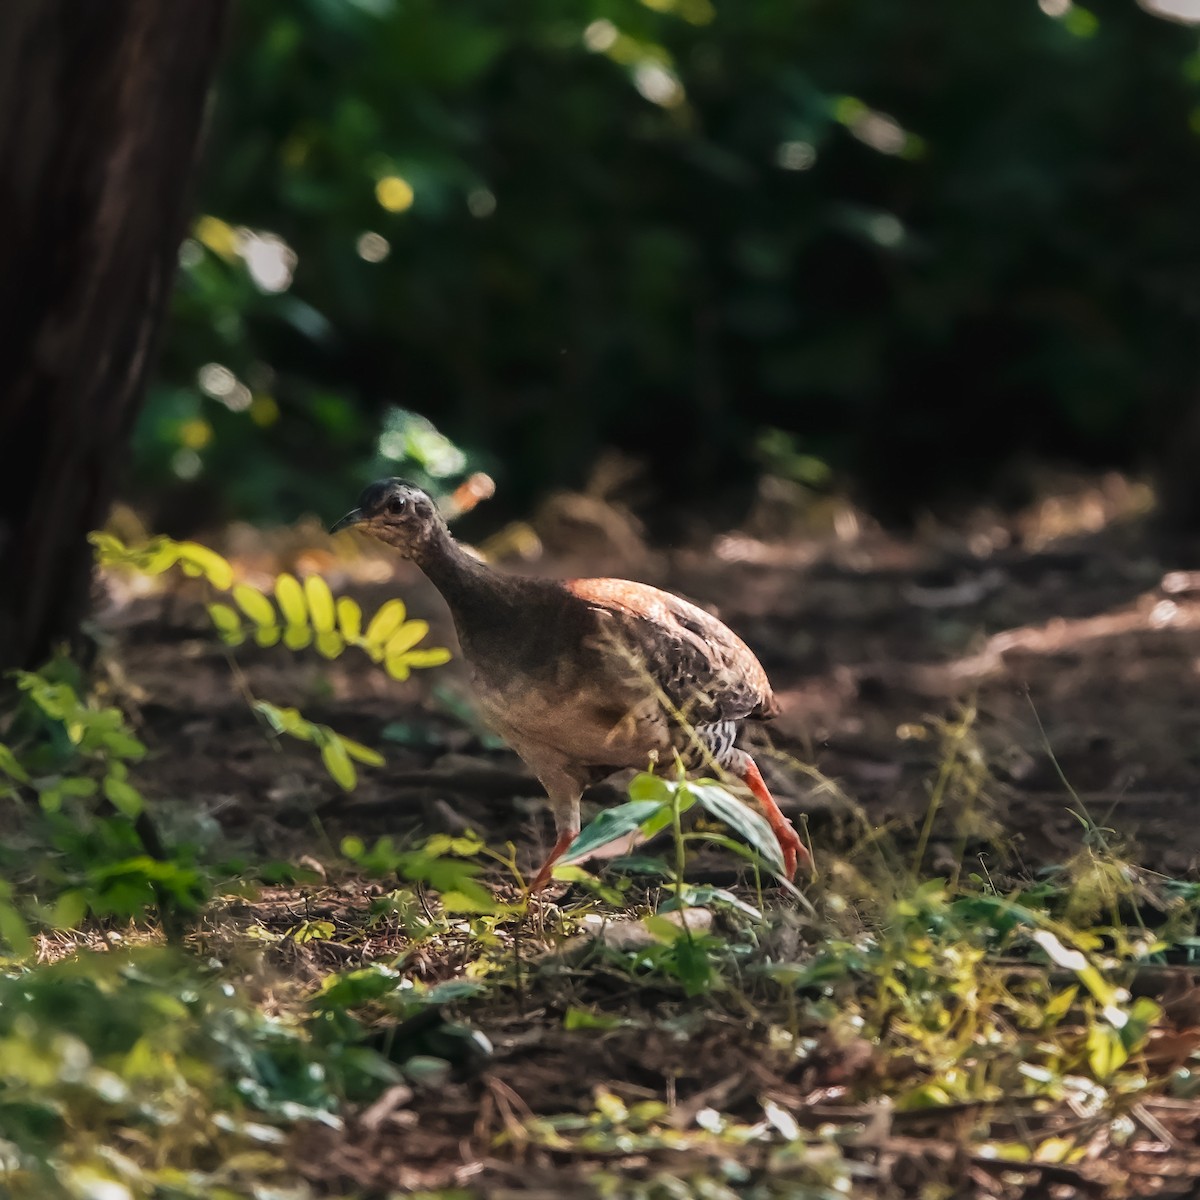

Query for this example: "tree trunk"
[0,0,228,671]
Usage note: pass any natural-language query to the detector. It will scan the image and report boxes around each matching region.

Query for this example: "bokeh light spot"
[467,188,497,218]
[239,230,297,293]
[634,62,684,108]
[776,141,816,171]
[194,215,238,261]
[172,449,203,480]
[178,238,203,269]
[250,395,281,427]
[179,419,213,451]
[583,19,618,51]
[198,363,236,398]
[1141,0,1200,22]
[356,231,391,262]
[375,175,415,213]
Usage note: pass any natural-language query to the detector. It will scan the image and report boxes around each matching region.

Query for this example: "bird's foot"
[528,829,578,893]
[773,820,813,881]
[736,753,813,882]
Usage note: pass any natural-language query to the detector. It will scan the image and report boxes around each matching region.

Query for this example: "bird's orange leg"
[736,754,812,879]
[529,829,577,893]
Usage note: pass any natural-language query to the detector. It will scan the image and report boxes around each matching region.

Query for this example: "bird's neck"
[412,522,568,670]
[411,522,519,627]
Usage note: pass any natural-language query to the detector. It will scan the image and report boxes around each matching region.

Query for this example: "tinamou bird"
[332,479,811,890]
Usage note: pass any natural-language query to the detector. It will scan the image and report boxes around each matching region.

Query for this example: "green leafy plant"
[0,947,403,1198]
[0,661,209,948]
[341,830,512,916]
[92,531,451,790]
[254,700,383,791]
[92,532,451,679]
[9,668,148,819]
[564,771,792,891]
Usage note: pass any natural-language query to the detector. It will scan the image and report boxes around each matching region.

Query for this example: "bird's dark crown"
[330,478,441,551]
[357,478,428,517]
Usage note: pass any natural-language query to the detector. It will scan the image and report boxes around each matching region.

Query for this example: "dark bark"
[0,0,228,671]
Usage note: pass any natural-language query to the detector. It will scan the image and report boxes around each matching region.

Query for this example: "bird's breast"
[470,663,670,771]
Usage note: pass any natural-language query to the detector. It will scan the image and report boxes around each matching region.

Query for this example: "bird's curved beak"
[330,508,365,534]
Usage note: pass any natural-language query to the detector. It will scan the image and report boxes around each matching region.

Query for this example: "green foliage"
[94,532,451,680]
[130,0,1200,521]
[88,532,234,588]
[0,948,402,1198]
[341,830,510,915]
[11,669,147,818]
[94,531,451,790]
[0,662,209,947]
[565,772,790,884]
[255,700,383,791]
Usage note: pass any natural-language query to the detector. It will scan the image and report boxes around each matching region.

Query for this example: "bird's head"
[330,478,442,557]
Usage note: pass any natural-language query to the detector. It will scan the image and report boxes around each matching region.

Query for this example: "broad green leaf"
[255,701,309,738]
[91,534,179,576]
[315,963,401,1008]
[629,772,673,803]
[564,1007,628,1031]
[0,902,32,956]
[398,646,451,669]
[293,919,336,943]
[439,889,502,914]
[233,583,278,627]
[176,542,234,589]
[207,602,244,645]
[423,832,485,857]
[638,786,697,840]
[690,781,786,876]
[1087,1022,1127,1079]
[1120,996,1162,1052]
[402,856,496,911]
[671,934,715,996]
[104,774,144,818]
[51,889,89,929]
[141,540,182,575]
[638,805,677,841]
[59,777,99,797]
[304,575,336,632]
[274,574,308,626]
[315,629,345,659]
[98,729,146,760]
[88,531,126,559]
[364,599,407,648]
[424,980,488,1005]
[384,620,429,657]
[565,800,665,860]
[643,914,688,944]
[1043,985,1080,1023]
[339,736,385,766]
[607,854,674,876]
[321,738,357,790]
[337,595,363,641]
[0,745,29,783]
[283,623,312,651]
[660,885,762,921]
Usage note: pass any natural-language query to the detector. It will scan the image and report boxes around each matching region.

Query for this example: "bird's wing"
[565,577,779,725]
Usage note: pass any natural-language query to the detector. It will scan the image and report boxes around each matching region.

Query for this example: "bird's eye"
[386,496,408,516]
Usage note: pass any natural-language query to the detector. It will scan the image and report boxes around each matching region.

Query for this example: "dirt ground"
[107,473,1200,879]
[97,474,1200,1197]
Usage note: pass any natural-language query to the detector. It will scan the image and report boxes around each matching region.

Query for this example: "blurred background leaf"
[135,0,1200,528]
